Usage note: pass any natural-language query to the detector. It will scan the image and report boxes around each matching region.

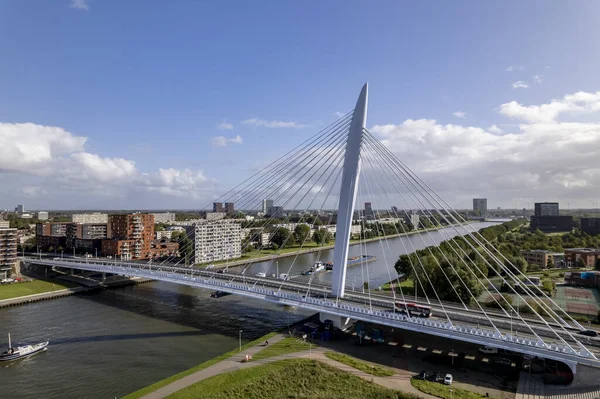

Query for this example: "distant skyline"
[1,1,600,210]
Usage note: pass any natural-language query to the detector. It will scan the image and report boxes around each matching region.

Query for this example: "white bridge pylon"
[332,83,368,299]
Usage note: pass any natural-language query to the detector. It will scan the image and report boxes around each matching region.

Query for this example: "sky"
[1,1,600,211]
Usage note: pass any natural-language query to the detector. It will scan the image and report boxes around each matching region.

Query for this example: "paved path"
[516,371,600,399]
[139,334,438,399]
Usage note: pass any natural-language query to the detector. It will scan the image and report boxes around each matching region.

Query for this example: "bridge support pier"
[319,313,354,332]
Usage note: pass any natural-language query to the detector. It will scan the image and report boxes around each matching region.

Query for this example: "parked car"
[444,374,453,385]
[495,358,513,367]
[418,370,428,380]
[428,371,441,382]
[577,330,599,337]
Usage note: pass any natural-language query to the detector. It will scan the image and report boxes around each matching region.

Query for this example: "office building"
[581,218,600,236]
[152,212,176,224]
[72,213,108,224]
[404,213,420,229]
[364,202,374,220]
[473,198,487,215]
[213,202,224,213]
[391,206,399,215]
[185,220,242,264]
[0,228,17,279]
[36,211,49,221]
[262,199,274,214]
[564,271,600,288]
[530,215,573,233]
[225,202,235,214]
[564,248,600,267]
[102,214,154,260]
[14,205,25,215]
[534,202,559,217]
[268,206,284,219]
[519,249,558,269]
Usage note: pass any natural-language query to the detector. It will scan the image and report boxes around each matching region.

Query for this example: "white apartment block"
[37,211,49,221]
[185,220,242,264]
[155,230,173,240]
[153,212,176,224]
[0,221,9,229]
[72,213,108,224]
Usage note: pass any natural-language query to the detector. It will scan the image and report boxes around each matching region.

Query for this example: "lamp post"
[510,309,513,336]
[276,261,279,277]
[239,330,242,351]
[450,389,453,399]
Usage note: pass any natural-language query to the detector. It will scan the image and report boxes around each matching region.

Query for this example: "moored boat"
[0,333,49,362]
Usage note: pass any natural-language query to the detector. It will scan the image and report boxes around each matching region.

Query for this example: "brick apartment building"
[102,214,154,260]
[564,248,600,267]
[520,249,555,269]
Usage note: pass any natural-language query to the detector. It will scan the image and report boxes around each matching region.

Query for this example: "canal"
[0,221,500,399]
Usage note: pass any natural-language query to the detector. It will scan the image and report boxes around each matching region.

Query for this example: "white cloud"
[334,111,346,119]
[0,122,216,204]
[370,89,600,208]
[211,135,243,147]
[533,75,542,84]
[511,81,529,89]
[453,111,466,119]
[70,0,89,11]
[242,118,307,128]
[488,125,503,134]
[506,65,524,72]
[499,91,600,123]
[217,121,233,130]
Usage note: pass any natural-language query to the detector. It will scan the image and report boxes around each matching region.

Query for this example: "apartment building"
[152,212,176,224]
[0,221,9,229]
[0,228,17,279]
[71,213,109,224]
[102,214,154,260]
[185,220,241,264]
[36,222,69,249]
[36,211,49,221]
[519,249,556,269]
[564,248,600,267]
[65,223,110,253]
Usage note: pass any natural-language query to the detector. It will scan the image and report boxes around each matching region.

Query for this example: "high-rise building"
[0,228,17,279]
[213,202,224,213]
[581,218,600,236]
[473,198,487,215]
[225,202,235,214]
[36,211,49,221]
[15,205,25,215]
[268,206,284,219]
[391,206,399,215]
[364,202,374,220]
[102,214,154,260]
[152,212,176,224]
[262,199,274,214]
[404,213,420,229]
[185,220,242,264]
[535,202,559,216]
[72,213,109,224]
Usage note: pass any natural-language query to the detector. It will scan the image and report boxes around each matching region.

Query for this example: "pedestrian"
[265,340,269,346]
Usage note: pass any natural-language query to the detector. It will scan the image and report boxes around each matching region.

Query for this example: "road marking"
[464,355,476,360]
[403,344,412,349]
[417,346,427,351]
[432,349,443,354]
[482,357,489,362]
[388,341,398,346]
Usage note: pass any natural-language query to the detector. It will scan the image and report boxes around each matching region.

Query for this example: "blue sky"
[1,1,600,210]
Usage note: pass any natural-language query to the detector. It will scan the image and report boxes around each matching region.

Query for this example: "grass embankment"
[252,336,315,361]
[324,351,395,377]
[167,359,418,399]
[411,378,486,399]
[0,279,76,300]
[382,279,415,296]
[122,332,278,399]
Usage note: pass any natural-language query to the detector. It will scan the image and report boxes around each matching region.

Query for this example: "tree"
[155,223,166,232]
[576,258,586,269]
[294,224,311,245]
[595,257,600,271]
[546,257,554,269]
[270,227,295,249]
[313,228,331,245]
[178,235,194,265]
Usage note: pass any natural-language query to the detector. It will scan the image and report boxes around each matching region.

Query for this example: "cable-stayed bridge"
[23,84,600,375]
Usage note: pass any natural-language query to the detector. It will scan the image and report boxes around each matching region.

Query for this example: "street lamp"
[450,389,453,399]
[276,261,279,277]
[239,330,243,351]
[510,309,513,336]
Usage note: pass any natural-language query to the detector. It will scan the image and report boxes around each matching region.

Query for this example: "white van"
[478,346,498,354]
[278,273,290,281]
[255,272,266,278]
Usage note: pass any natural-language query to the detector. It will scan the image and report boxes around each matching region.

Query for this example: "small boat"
[0,333,49,362]
[210,291,231,298]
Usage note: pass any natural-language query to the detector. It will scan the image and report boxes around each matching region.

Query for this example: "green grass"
[0,279,76,300]
[252,336,315,361]
[382,279,415,296]
[122,332,278,399]
[411,377,486,399]
[324,351,395,377]
[166,359,419,399]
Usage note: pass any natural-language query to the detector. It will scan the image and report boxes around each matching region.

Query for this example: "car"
[494,358,513,367]
[478,346,498,354]
[444,374,453,385]
[428,371,441,382]
[418,370,428,380]
[577,330,599,337]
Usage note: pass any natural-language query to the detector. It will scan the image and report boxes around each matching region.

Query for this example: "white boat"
[0,333,49,362]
